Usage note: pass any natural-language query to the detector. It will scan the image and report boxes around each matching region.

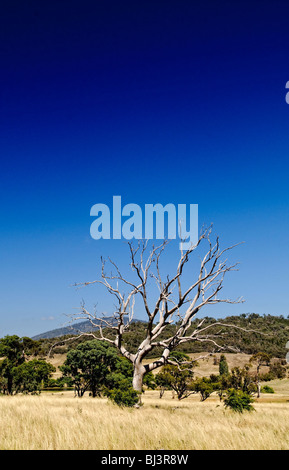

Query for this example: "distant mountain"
[32,317,146,340]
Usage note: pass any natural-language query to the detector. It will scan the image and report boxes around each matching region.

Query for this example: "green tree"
[155,357,196,400]
[191,377,214,401]
[0,335,25,394]
[12,359,56,394]
[216,373,232,401]
[47,376,74,389]
[60,340,132,397]
[268,360,287,379]
[155,367,173,398]
[229,365,256,394]
[0,336,56,395]
[219,354,229,376]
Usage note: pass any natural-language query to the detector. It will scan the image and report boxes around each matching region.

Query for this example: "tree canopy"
[0,336,55,394]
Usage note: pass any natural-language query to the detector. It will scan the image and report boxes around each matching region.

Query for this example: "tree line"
[0,335,287,412]
[33,314,289,360]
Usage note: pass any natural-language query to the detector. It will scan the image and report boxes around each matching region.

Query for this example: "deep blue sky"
[1,0,289,337]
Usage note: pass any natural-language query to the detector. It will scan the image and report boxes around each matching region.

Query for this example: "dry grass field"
[0,352,287,450]
[1,380,289,450]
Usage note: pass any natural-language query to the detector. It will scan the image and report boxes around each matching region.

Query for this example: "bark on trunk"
[132,362,146,404]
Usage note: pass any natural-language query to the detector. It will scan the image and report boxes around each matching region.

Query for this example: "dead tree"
[70,226,246,394]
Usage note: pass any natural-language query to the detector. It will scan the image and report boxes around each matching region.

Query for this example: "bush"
[224,389,255,413]
[107,386,140,407]
[261,385,274,394]
[104,375,140,407]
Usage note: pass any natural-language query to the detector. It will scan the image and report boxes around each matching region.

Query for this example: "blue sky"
[1,0,289,337]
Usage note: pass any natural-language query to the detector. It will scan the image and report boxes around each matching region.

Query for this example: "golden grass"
[1,390,289,450]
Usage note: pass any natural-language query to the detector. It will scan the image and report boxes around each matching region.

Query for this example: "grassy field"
[1,352,287,450]
[1,381,289,450]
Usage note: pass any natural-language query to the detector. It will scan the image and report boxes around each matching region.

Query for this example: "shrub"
[107,386,140,407]
[224,389,255,413]
[219,354,229,376]
[261,385,274,394]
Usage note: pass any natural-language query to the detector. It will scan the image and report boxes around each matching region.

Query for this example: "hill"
[32,317,146,340]
[32,313,289,359]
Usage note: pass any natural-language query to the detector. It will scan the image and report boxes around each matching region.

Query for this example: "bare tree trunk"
[132,361,146,396]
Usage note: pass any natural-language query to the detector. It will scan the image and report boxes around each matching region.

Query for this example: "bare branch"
[67,227,249,392]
